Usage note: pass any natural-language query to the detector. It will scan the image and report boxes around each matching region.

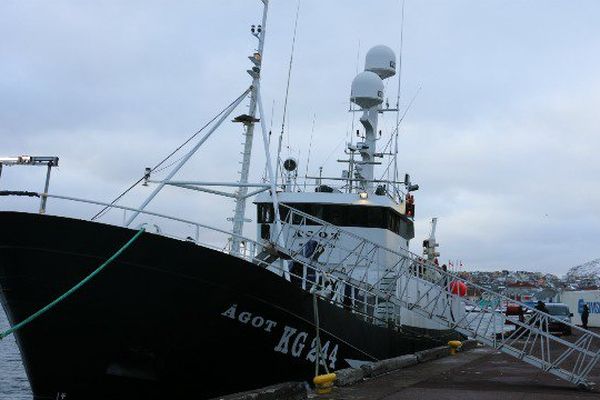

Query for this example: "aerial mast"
[230,0,269,255]
[350,46,396,192]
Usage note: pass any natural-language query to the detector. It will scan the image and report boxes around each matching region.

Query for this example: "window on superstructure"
[256,203,415,239]
[257,203,274,223]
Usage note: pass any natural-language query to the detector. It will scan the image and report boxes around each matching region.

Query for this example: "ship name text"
[221,304,339,369]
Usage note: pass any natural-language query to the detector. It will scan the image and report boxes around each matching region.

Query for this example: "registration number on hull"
[221,304,339,369]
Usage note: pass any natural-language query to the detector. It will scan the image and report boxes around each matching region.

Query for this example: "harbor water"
[0,307,32,399]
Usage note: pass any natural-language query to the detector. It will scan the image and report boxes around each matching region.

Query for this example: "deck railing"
[2,191,599,388]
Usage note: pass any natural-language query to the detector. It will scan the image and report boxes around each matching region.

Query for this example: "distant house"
[505,282,537,302]
[534,288,559,303]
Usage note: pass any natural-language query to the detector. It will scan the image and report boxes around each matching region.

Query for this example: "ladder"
[256,204,600,389]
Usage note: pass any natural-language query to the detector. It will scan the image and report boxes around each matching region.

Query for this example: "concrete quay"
[214,330,600,400]
[323,331,600,400]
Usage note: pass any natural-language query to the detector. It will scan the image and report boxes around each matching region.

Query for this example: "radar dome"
[365,45,396,79]
[350,71,384,109]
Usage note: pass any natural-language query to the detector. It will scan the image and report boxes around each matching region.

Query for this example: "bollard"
[313,373,336,394]
[448,340,462,355]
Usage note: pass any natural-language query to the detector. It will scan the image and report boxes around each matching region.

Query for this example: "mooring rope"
[312,290,330,377]
[0,228,145,340]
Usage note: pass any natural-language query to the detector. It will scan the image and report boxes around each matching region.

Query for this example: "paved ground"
[324,330,600,400]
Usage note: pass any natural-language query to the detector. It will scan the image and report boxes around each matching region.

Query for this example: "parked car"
[545,303,573,336]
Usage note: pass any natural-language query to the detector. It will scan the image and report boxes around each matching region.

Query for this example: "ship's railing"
[0,193,508,339]
[268,203,600,389]
[248,243,446,338]
[3,192,255,259]
[272,203,441,289]
[0,191,424,334]
[4,192,600,387]
[292,177,406,201]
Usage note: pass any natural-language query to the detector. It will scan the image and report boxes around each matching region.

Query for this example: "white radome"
[365,45,396,80]
[350,71,384,109]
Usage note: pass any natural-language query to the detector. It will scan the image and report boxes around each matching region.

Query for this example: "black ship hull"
[0,212,458,399]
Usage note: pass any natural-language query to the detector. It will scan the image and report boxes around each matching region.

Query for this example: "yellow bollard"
[448,340,462,355]
[313,373,337,394]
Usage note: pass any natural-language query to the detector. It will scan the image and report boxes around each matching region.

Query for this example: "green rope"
[0,228,145,341]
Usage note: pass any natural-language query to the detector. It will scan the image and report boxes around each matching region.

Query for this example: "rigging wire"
[319,137,345,171]
[377,86,421,181]
[275,0,301,183]
[262,99,277,182]
[270,99,276,133]
[392,0,406,185]
[261,100,277,182]
[303,113,316,190]
[91,90,250,221]
[349,40,361,145]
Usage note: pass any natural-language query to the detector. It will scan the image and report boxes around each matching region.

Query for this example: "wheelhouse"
[256,202,414,240]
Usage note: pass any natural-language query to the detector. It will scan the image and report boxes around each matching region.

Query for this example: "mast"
[350,45,396,192]
[230,0,269,255]
[357,108,379,191]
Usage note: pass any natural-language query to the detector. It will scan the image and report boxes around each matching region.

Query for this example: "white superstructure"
[256,44,412,276]
[253,46,458,330]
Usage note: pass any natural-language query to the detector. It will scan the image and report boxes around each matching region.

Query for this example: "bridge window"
[257,203,414,239]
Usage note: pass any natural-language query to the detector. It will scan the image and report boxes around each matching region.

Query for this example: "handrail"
[41,192,251,243]
[269,203,600,388]
[6,192,600,340]
[3,191,599,387]
[2,191,265,265]
[27,192,592,335]
[276,204,599,327]
[2,191,402,321]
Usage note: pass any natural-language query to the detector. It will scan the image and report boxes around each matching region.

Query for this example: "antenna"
[349,40,361,145]
[262,99,277,182]
[392,0,406,187]
[275,0,301,183]
[304,113,316,190]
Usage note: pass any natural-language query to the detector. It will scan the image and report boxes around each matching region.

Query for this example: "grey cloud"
[1,0,599,275]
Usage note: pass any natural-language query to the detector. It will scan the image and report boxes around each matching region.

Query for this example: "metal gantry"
[262,204,600,389]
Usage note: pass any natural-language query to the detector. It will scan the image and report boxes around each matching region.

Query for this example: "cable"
[275,0,301,182]
[377,86,421,182]
[349,40,361,146]
[303,113,316,190]
[319,137,345,170]
[392,0,406,184]
[91,90,250,221]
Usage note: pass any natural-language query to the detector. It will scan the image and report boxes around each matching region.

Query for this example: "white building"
[560,290,600,328]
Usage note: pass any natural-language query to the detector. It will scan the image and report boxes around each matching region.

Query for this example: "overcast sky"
[1,1,599,275]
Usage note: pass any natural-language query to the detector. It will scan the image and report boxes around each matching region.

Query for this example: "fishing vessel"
[0,2,465,399]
